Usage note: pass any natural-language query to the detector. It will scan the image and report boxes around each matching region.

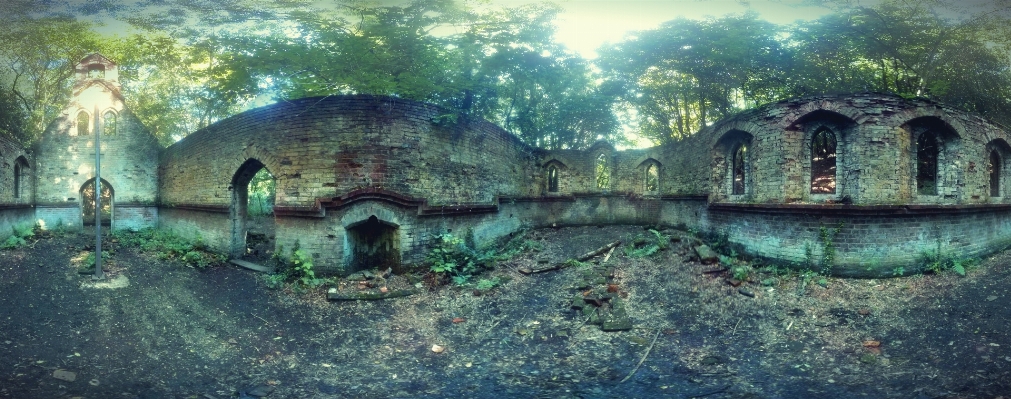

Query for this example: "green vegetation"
[1,222,37,249]
[819,223,843,273]
[247,168,275,217]
[113,228,225,269]
[427,232,497,286]
[624,229,669,258]
[3,1,1009,149]
[920,245,975,277]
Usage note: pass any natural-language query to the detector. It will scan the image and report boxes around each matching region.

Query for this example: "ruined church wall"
[33,82,160,231]
[0,136,35,238]
[158,96,541,266]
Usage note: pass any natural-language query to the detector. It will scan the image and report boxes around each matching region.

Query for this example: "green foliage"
[819,223,843,272]
[624,229,669,258]
[563,258,591,269]
[1,222,37,249]
[114,228,225,269]
[731,264,752,281]
[920,245,975,277]
[474,277,502,291]
[291,248,323,287]
[427,233,496,286]
[247,168,275,216]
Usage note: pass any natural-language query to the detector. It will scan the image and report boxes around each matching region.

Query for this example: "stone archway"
[230,159,276,258]
[80,178,113,226]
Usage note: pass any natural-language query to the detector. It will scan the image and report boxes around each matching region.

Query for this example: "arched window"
[76,111,90,136]
[732,143,747,195]
[103,111,116,136]
[547,165,559,192]
[811,128,837,194]
[917,132,939,195]
[645,163,659,192]
[13,162,22,199]
[595,154,610,190]
[990,150,1001,197]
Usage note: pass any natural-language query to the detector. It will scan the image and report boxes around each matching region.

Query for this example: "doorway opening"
[230,159,276,259]
[345,215,400,273]
[81,178,112,226]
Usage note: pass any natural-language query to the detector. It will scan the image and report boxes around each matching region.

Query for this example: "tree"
[598,13,789,144]
[0,17,99,143]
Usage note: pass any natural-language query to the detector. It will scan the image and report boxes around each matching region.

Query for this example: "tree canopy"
[0,0,1008,148]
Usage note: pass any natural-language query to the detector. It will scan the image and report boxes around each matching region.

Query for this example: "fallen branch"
[620,328,661,383]
[326,288,418,301]
[688,385,731,398]
[519,240,621,274]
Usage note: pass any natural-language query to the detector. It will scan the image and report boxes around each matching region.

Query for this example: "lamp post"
[93,103,104,280]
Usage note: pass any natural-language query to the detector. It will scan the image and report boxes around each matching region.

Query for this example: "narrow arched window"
[990,150,1001,197]
[732,143,746,195]
[645,163,659,192]
[76,111,90,136]
[547,165,559,192]
[595,154,610,189]
[103,111,116,136]
[811,128,837,194]
[917,132,939,195]
[13,162,21,199]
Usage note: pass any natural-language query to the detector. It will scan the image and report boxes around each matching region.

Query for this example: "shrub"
[624,229,668,258]
[427,233,496,286]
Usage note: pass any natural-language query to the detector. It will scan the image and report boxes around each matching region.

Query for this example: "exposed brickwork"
[32,54,160,230]
[16,57,1011,280]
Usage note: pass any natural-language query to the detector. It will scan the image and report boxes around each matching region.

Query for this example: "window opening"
[917,132,939,195]
[87,65,105,79]
[347,215,401,273]
[103,111,116,136]
[645,163,659,192]
[547,165,558,192]
[595,154,609,189]
[990,150,1001,197]
[13,163,21,199]
[811,128,837,194]
[77,111,90,136]
[732,143,747,195]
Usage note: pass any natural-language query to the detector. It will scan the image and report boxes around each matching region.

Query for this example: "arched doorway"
[230,159,276,259]
[81,178,113,226]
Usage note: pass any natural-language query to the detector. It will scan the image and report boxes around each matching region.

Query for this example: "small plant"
[291,248,323,287]
[624,229,668,258]
[892,266,905,276]
[1,222,37,250]
[427,233,495,286]
[563,258,590,269]
[819,223,843,272]
[474,277,502,291]
[113,228,225,269]
[731,264,752,281]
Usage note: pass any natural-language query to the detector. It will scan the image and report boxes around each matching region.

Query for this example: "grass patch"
[113,228,225,269]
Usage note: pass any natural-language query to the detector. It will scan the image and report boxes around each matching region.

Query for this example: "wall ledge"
[710,202,1011,215]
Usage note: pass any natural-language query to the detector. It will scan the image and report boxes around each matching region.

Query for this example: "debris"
[52,369,76,382]
[863,340,881,348]
[726,278,743,287]
[702,267,729,275]
[327,288,418,301]
[89,379,100,386]
[738,288,755,298]
[519,240,621,274]
[620,328,661,383]
[244,384,275,397]
[452,317,466,323]
[858,308,871,316]
[229,259,273,273]
[431,344,445,353]
[694,245,719,264]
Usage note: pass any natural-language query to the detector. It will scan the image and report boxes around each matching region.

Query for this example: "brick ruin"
[2,54,1010,277]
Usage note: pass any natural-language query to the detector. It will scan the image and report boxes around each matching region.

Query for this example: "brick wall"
[32,63,160,231]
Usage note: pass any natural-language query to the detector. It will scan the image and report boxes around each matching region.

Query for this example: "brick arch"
[712,129,755,200]
[229,157,276,257]
[339,203,402,228]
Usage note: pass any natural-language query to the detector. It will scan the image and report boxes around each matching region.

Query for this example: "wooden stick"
[620,328,661,383]
[519,240,621,274]
[602,245,616,263]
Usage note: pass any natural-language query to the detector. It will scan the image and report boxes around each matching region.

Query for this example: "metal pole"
[93,104,104,280]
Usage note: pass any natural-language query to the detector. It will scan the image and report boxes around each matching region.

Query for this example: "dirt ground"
[0,225,1009,399]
